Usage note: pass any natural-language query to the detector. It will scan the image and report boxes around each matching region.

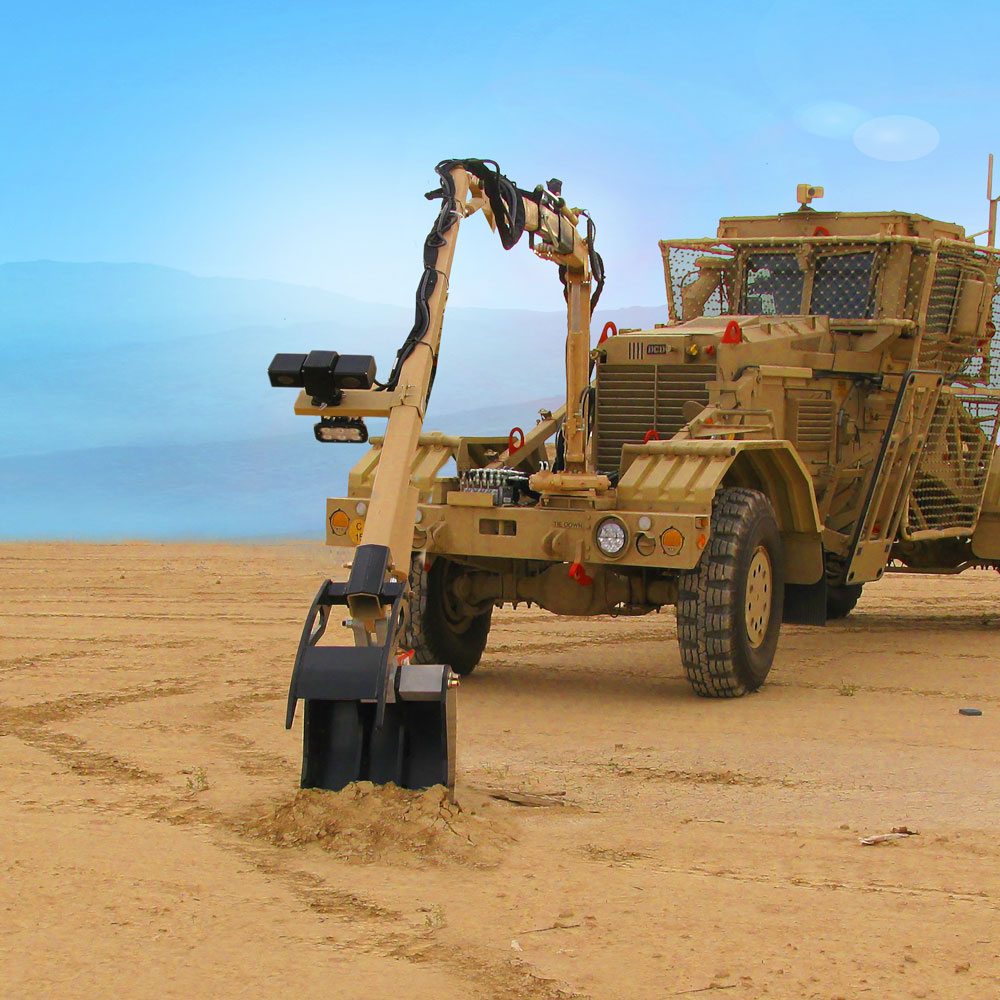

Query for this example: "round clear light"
[595,518,628,557]
[413,508,423,524]
[356,501,368,515]
[638,515,652,531]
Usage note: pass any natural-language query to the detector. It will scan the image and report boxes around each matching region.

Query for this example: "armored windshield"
[811,251,877,319]
[743,253,804,315]
[741,249,877,318]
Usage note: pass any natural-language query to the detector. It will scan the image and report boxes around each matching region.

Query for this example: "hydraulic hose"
[380,159,604,397]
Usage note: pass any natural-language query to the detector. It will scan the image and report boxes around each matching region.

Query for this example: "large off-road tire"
[826,583,862,620]
[401,554,492,676]
[677,488,784,698]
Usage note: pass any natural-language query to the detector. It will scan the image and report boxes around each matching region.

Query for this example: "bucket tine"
[302,700,364,790]
[365,704,406,785]
[402,693,456,790]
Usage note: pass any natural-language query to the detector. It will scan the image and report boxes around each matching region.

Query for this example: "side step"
[285,577,456,792]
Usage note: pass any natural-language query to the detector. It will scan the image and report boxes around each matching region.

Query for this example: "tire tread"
[677,488,783,698]
[400,554,491,675]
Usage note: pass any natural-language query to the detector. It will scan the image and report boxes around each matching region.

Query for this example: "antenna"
[989,154,999,247]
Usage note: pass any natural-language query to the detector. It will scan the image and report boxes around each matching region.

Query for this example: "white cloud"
[795,101,869,139]
[853,115,940,161]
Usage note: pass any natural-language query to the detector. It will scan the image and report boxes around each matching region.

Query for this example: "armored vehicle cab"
[650,204,1000,598]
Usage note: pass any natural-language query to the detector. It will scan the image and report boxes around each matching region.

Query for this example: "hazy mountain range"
[0,261,667,538]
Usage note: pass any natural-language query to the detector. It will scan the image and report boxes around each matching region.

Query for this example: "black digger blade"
[301,693,454,792]
[287,577,456,792]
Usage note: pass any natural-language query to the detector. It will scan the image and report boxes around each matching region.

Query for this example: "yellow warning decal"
[329,508,350,536]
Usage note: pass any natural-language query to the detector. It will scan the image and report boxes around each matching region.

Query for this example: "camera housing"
[267,351,377,405]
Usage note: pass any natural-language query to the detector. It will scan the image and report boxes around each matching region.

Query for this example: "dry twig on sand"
[477,786,567,807]
[667,985,738,997]
[517,922,583,936]
[859,826,919,846]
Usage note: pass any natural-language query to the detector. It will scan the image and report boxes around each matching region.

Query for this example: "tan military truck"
[270,162,1000,791]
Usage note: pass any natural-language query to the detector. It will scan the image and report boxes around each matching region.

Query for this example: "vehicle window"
[811,251,876,318]
[743,253,804,315]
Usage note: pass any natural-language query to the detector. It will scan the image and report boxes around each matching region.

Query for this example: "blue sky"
[3,0,999,311]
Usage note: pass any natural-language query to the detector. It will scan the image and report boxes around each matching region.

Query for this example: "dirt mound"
[236,782,514,867]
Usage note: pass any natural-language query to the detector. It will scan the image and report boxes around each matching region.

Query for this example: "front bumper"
[324,494,709,571]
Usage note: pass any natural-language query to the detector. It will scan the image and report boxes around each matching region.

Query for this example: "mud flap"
[783,578,827,626]
[287,579,456,792]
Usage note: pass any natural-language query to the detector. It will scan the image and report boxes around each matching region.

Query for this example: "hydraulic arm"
[269,158,604,790]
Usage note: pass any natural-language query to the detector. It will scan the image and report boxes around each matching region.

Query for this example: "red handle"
[813,225,831,237]
[597,321,618,346]
[568,561,593,586]
[508,426,525,453]
[643,429,660,443]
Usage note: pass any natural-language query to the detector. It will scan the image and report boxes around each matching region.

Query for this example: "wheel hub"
[440,562,482,634]
[745,545,772,648]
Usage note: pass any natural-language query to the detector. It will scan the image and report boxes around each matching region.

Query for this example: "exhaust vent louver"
[789,398,835,453]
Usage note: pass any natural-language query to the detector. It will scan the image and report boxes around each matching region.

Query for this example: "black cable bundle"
[381,159,603,397]
[556,211,606,313]
[455,158,528,250]
[586,213,606,311]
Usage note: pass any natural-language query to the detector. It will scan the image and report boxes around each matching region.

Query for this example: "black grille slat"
[595,362,715,474]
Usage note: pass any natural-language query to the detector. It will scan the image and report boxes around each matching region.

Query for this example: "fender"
[617,438,824,585]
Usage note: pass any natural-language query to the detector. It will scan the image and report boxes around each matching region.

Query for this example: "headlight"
[314,416,369,443]
[595,517,628,557]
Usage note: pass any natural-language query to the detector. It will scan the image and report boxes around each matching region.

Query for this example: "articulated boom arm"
[330,159,602,621]
[268,160,604,791]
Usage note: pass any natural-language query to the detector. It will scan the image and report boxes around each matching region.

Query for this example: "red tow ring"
[721,320,743,344]
[597,321,617,346]
[508,426,525,454]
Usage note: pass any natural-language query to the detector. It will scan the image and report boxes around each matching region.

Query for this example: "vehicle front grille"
[594,363,715,475]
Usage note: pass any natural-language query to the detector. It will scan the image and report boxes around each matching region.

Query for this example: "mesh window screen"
[664,244,734,320]
[921,249,997,378]
[906,391,1000,535]
[743,253,804,315]
[660,239,1000,377]
[810,252,877,319]
[987,286,1000,390]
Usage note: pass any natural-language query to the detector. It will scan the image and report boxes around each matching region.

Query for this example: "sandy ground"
[2,541,1000,999]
